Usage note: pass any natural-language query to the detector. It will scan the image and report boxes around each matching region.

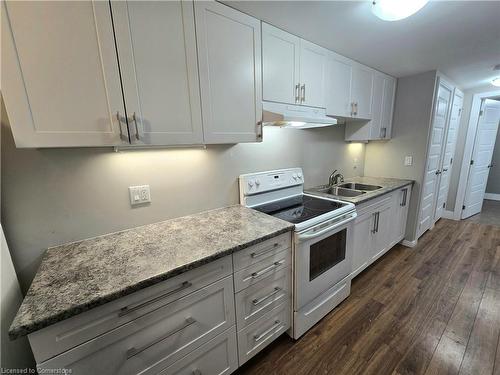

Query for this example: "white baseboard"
[484,193,500,201]
[442,210,458,220]
[401,239,418,248]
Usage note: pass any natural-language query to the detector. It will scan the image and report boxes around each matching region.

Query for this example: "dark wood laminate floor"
[236,219,500,375]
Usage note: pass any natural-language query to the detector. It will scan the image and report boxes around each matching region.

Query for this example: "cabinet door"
[369,74,385,139]
[351,65,373,119]
[395,187,411,242]
[262,23,300,105]
[381,76,396,139]
[111,1,203,146]
[195,1,262,144]
[3,1,126,148]
[351,210,376,278]
[299,40,328,108]
[372,203,393,262]
[325,56,352,117]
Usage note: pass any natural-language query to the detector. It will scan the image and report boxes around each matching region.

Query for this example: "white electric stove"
[239,168,357,339]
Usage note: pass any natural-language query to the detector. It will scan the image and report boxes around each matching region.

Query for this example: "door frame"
[452,89,500,220]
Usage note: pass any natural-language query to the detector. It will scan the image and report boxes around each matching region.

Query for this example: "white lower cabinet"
[31,233,292,375]
[161,327,238,375]
[350,186,412,279]
[237,302,290,365]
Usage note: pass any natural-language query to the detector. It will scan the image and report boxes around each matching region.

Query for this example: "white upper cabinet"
[380,76,397,139]
[262,23,300,105]
[325,56,353,118]
[345,72,396,142]
[195,1,263,144]
[350,64,374,120]
[262,23,327,108]
[2,1,127,147]
[299,40,328,108]
[111,1,203,146]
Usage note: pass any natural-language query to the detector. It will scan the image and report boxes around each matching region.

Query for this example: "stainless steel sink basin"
[318,186,366,197]
[338,183,383,191]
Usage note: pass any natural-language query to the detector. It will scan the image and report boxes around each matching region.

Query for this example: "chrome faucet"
[329,169,344,186]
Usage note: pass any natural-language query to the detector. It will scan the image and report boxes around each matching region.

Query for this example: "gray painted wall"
[1,105,365,291]
[0,98,35,371]
[364,71,437,242]
[486,116,500,195]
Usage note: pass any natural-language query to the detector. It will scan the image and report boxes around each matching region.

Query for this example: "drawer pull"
[254,320,282,342]
[252,287,282,306]
[251,262,282,279]
[119,281,192,317]
[126,317,196,359]
[250,243,280,259]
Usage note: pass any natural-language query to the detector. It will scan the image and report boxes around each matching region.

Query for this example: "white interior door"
[112,1,204,146]
[434,90,463,222]
[462,99,500,219]
[418,82,452,238]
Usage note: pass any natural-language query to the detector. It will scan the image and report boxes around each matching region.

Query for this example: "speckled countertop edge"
[306,176,414,205]
[9,205,294,340]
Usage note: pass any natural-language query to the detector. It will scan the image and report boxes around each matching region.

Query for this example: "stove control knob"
[298,173,303,179]
[248,180,254,188]
[255,179,261,186]
[292,173,298,180]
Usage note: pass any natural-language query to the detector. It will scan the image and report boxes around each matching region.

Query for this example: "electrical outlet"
[404,156,413,166]
[129,185,151,206]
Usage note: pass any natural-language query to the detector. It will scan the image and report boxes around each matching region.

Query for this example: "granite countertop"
[9,205,294,340]
[306,176,414,205]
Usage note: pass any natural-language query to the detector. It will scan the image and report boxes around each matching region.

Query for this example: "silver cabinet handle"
[256,121,263,140]
[126,317,196,359]
[254,320,282,342]
[119,281,192,317]
[250,243,280,259]
[376,212,380,233]
[400,188,408,207]
[251,261,282,279]
[252,287,282,306]
[300,84,305,103]
[354,102,358,116]
[295,83,301,103]
[131,112,139,140]
[371,212,377,234]
[116,111,130,142]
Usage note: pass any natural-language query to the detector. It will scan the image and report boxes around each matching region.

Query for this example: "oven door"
[294,212,356,310]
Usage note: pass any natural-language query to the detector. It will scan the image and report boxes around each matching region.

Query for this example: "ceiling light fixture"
[492,78,500,87]
[372,0,429,21]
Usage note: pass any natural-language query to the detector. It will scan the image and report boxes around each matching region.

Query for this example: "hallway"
[465,199,500,226]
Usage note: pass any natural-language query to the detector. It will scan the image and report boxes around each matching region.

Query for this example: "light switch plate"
[129,185,151,206]
[404,156,413,166]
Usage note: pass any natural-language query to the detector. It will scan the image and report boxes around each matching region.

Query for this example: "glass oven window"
[309,229,347,281]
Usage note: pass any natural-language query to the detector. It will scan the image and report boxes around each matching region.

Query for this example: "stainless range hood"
[262,101,338,129]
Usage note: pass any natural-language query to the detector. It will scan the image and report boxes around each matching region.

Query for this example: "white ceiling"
[225,1,500,90]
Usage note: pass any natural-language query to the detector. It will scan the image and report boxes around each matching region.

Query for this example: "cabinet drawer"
[237,302,290,365]
[233,249,291,292]
[235,267,291,329]
[233,232,291,271]
[161,326,238,375]
[38,276,235,375]
[29,256,232,363]
[356,193,393,217]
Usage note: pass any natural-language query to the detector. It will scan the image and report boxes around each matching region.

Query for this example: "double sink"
[314,183,383,198]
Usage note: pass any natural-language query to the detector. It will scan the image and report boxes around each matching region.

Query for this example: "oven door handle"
[297,213,356,241]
